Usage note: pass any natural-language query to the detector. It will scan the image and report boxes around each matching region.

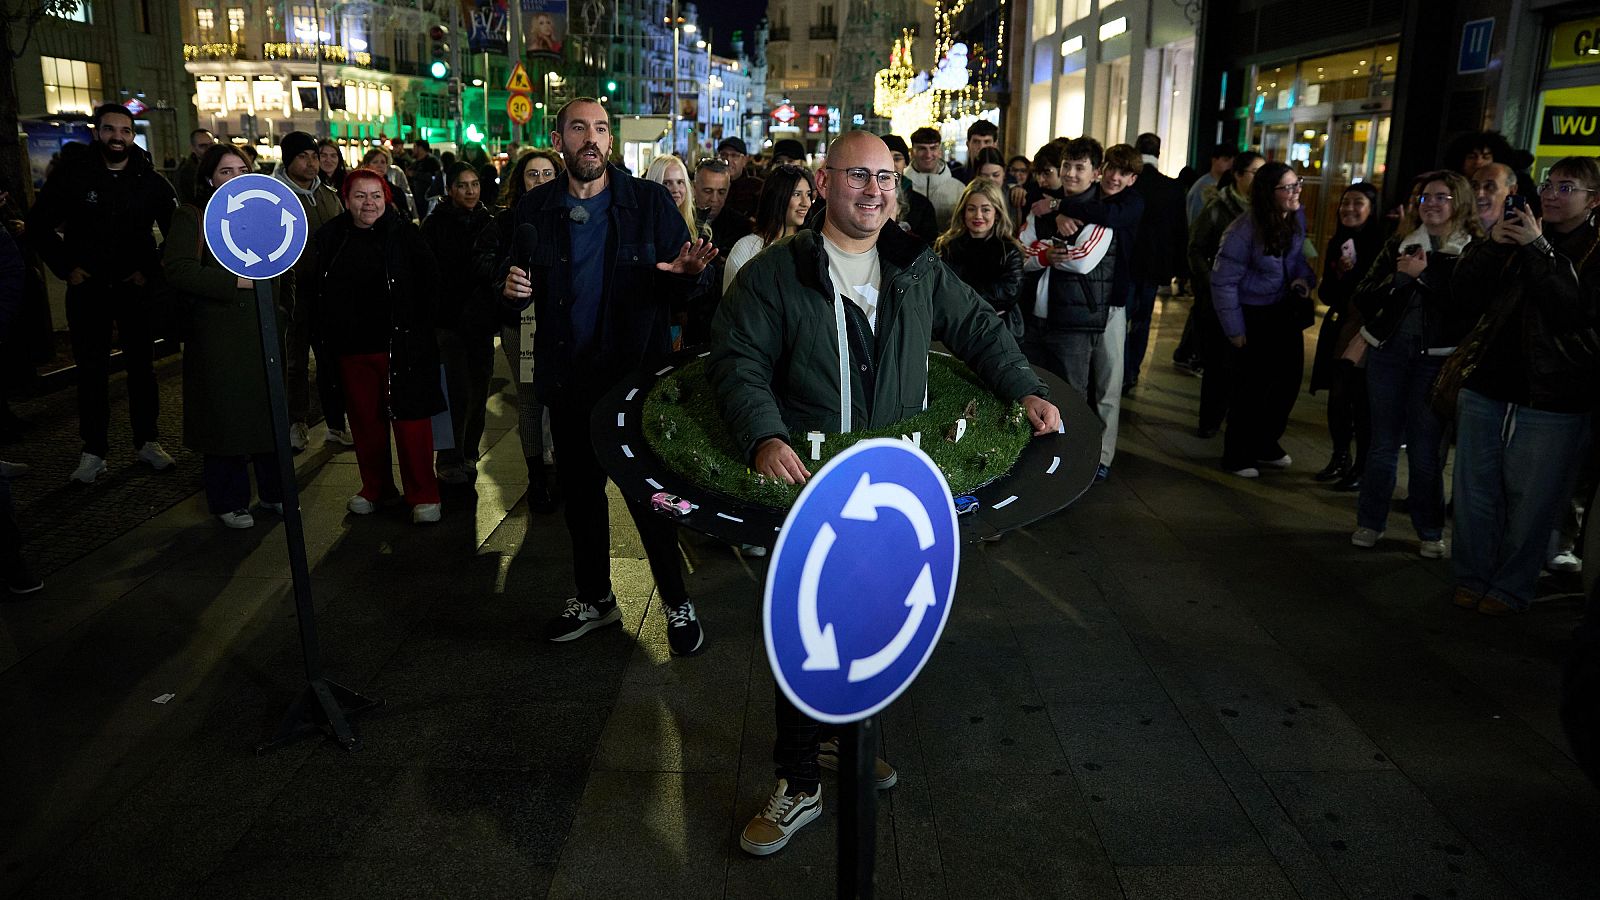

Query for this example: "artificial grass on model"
[641,354,1032,508]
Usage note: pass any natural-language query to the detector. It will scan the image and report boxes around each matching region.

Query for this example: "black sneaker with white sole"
[545,594,622,642]
[816,737,898,789]
[665,600,705,656]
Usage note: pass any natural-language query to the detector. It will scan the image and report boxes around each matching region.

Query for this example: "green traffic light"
[607,80,618,93]
[430,60,449,79]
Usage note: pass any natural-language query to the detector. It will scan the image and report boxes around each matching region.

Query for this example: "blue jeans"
[1356,337,1447,539]
[1453,389,1591,609]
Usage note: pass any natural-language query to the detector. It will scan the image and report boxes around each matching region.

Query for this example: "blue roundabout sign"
[201,172,309,280]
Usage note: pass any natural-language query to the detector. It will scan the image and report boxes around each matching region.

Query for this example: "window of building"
[817,53,833,79]
[196,9,215,43]
[819,5,834,27]
[133,0,150,32]
[40,56,103,115]
[228,8,245,42]
[49,2,91,24]
[290,4,319,43]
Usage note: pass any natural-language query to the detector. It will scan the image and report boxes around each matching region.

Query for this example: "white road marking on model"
[626,388,639,401]
[616,413,625,427]
[655,366,674,376]
[622,444,634,458]
[716,512,744,522]
[1046,456,1060,475]
[698,351,710,358]
[992,495,1019,509]
[646,478,663,489]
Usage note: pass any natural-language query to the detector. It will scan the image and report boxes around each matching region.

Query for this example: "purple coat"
[1211,212,1316,338]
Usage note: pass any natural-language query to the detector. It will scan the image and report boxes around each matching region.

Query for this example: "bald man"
[709,131,1060,856]
[1470,162,1517,232]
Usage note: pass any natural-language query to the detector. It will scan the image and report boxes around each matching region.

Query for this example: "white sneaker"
[218,509,255,529]
[1547,549,1583,573]
[740,780,822,857]
[1419,539,1447,559]
[289,422,309,451]
[0,459,30,478]
[1351,527,1384,548]
[257,501,285,515]
[542,448,555,467]
[412,502,441,524]
[137,441,175,471]
[1228,466,1260,479]
[69,452,107,483]
[1257,454,1293,469]
[347,494,377,515]
[325,427,356,447]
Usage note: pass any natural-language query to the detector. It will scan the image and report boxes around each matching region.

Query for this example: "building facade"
[14,0,193,186]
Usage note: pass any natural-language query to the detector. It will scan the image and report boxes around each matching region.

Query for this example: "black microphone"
[514,222,540,273]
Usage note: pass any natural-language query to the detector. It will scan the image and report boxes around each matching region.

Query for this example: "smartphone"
[1505,194,1528,214]
[1401,243,1423,256]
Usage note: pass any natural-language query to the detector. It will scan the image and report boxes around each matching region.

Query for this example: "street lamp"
[668,2,690,155]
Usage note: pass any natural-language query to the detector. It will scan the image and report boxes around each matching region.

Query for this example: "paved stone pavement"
[2,296,1597,899]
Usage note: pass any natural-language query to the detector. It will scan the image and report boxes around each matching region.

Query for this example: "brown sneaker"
[1478,595,1516,616]
[1452,586,1480,610]
[740,780,822,857]
[817,737,898,789]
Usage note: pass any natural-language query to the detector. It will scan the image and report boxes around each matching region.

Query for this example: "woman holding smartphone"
[1448,157,1600,614]
[1348,171,1481,556]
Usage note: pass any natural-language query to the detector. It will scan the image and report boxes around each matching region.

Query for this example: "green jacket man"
[709,131,1061,859]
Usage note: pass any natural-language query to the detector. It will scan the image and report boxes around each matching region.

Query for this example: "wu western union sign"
[1540,106,1600,145]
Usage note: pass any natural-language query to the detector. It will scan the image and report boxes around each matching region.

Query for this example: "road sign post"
[201,173,381,753]
[764,438,960,898]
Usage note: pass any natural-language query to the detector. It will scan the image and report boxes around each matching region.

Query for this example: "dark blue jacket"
[507,165,707,404]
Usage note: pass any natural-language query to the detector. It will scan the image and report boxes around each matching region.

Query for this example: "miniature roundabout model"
[590,346,1104,546]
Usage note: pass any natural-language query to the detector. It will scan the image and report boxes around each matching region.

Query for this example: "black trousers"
[546,397,687,607]
[1192,284,1232,432]
[1327,360,1370,467]
[201,453,284,515]
[773,682,835,790]
[0,470,23,580]
[436,328,494,467]
[65,280,158,458]
[285,306,345,430]
[1222,302,1305,470]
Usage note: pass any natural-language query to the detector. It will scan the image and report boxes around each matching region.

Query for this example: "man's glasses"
[1539,181,1595,196]
[824,166,900,190]
[1416,192,1454,205]
[1274,180,1305,193]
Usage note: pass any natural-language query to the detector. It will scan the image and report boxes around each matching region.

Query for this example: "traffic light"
[429,25,450,80]
[606,80,618,93]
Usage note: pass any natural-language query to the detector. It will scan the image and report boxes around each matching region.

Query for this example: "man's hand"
[503,265,532,300]
[1021,395,1061,436]
[236,276,253,290]
[1009,185,1028,210]
[1046,244,1073,267]
[67,267,90,286]
[1396,245,1427,278]
[1029,196,1057,217]
[1229,334,1247,349]
[1055,215,1082,238]
[755,437,811,485]
[124,271,146,287]
[1289,278,1310,297]
[657,238,719,276]
[1494,209,1542,246]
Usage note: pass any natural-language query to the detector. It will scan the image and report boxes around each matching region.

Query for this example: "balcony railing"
[261,42,373,67]
[809,25,837,40]
[184,43,246,61]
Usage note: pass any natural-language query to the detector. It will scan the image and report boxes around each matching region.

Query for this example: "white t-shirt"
[723,232,767,293]
[822,237,883,331]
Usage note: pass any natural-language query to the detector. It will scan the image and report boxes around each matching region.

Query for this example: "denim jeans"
[1453,389,1591,609]
[1357,336,1447,539]
[1022,315,1098,399]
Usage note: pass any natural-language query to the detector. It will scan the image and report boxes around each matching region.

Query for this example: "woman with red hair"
[311,169,446,523]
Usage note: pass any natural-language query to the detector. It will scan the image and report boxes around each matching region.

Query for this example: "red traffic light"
[428,24,448,41]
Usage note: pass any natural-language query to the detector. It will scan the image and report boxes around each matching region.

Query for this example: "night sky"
[693,0,769,58]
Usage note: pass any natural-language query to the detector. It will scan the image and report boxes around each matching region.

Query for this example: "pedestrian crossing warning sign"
[506,62,533,94]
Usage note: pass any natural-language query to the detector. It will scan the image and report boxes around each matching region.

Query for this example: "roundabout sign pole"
[201,173,381,753]
[764,439,960,898]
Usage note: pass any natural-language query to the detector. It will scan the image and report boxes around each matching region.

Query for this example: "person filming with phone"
[1447,156,1600,615]
[1347,171,1482,557]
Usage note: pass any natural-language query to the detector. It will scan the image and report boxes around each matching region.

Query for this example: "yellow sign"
[1532,84,1600,179]
[507,92,534,125]
[1549,18,1600,69]
[506,61,533,93]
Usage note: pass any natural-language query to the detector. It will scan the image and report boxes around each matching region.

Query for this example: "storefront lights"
[1098,17,1127,41]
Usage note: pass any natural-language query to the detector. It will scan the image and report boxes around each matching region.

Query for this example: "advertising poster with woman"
[522,0,567,59]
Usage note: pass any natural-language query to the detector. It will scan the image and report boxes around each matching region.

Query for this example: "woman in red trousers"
[312,169,445,523]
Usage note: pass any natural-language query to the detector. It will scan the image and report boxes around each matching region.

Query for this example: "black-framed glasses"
[824,166,900,190]
[1274,180,1305,193]
[1416,192,1454,205]
[1539,181,1595,196]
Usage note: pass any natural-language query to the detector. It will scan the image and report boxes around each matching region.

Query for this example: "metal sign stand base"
[245,281,381,754]
[837,716,877,899]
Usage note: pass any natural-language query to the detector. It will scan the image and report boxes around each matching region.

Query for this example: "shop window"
[40,56,103,115]
[1298,42,1399,105]
[1032,2,1057,41]
[1252,62,1297,112]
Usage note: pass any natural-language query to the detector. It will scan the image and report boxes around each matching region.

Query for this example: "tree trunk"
[0,34,31,208]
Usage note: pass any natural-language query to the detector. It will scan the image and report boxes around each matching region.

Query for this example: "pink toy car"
[651,491,695,516]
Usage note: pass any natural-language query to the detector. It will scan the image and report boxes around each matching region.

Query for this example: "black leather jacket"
[938,232,1024,315]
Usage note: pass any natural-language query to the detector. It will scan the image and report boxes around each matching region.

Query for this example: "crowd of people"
[0,98,1596,854]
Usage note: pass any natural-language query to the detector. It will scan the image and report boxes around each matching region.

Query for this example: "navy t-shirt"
[564,188,610,355]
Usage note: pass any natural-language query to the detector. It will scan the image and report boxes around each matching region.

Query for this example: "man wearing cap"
[718,137,764,223]
[771,139,808,168]
[275,131,350,451]
[882,134,938,244]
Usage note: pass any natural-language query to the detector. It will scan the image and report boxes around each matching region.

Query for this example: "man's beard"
[566,143,606,182]
[99,141,130,164]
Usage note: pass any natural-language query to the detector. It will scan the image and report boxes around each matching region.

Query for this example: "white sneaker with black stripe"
[740,780,822,857]
[665,599,704,656]
[545,593,621,642]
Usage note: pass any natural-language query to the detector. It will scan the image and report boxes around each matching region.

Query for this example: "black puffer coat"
[420,200,498,333]
[938,232,1025,314]
[313,209,446,420]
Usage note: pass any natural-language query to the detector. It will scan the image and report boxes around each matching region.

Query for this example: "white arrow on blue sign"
[764,438,960,724]
[202,172,309,280]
